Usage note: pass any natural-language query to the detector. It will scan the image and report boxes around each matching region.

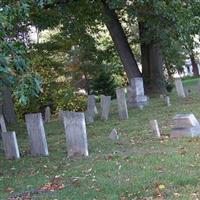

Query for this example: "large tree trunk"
[189,52,199,76]
[139,22,166,94]
[101,0,141,81]
[0,86,17,124]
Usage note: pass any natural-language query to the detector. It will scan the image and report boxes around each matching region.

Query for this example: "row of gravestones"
[84,77,149,123]
[0,112,89,159]
[0,77,148,160]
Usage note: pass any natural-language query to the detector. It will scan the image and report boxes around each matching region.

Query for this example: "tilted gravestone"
[170,113,200,138]
[116,88,128,120]
[86,95,96,123]
[63,111,89,157]
[1,131,20,159]
[174,78,186,98]
[109,129,119,140]
[25,113,48,156]
[127,77,148,108]
[44,106,51,123]
[150,120,161,138]
[0,115,7,150]
[101,96,111,121]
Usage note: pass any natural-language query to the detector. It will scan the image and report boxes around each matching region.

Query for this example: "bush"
[14,83,87,120]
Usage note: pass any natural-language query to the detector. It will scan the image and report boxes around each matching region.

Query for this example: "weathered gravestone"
[0,115,7,150]
[59,110,65,121]
[174,78,186,98]
[127,77,148,108]
[86,95,96,123]
[44,106,51,123]
[1,131,20,159]
[101,96,111,121]
[165,96,171,107]
[63,111,89,157]
[170,113,200,138]
[184,87,189,97]
[25,113,48,156]
[108,129,119,140]
[197,80,200,93]
[150,120,161,138]
[100,94,105,108]
[116,88,128,120]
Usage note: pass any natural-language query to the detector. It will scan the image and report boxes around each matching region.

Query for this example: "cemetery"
[2,1,200,200]
[1,77,200,199]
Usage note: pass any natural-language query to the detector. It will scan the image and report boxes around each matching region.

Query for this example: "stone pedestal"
[170,113,200,138]
[2,132,20,159]
[127,77,148,108]
[63,111,88,157]
[116,88,128,120]
[101,96,111,121]
[175,78,186,98]
[25,113,49,156]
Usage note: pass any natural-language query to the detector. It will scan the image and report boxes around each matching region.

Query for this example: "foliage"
[0,0,43,104]
[90,68,118,99]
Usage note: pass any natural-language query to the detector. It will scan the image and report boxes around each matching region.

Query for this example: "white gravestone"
[101,96,111,121]
[165,96,171,106]
[2,131,20,159]
[63,111,89,157]
[175,78,186,98]
[116,88,128,120]
[25,113,49,156]
[150,120,161,138]
[0,115,7,150]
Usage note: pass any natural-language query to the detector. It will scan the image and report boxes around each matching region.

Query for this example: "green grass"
[1,78,200,200]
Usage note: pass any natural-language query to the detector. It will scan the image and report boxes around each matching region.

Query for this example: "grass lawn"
[1,78,200,200]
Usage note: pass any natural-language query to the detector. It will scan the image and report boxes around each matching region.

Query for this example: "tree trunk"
[139,22,166,94]
[101,0,141,81]
[190,52,199,76]
[0,86,17,124]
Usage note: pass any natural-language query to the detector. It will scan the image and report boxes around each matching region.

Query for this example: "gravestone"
[109,129,119,140]
[170,113,200,138]
[165,96,171,106]
[116,88,128,120]
[1,132,20,159]
[173,114,199,128]
[184,87,189,97]
[59,110,64,121]
[101,96,111,121]
[0,115,7,150]
[150,120,161,138]
[44,106,51,123]
[63,111,88,157]
[197,80,200,93]
[127,77,148,108]
[100,94,105,108]
[174,78,186,98]
[25,113,48,156]
[86,95,96,123]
